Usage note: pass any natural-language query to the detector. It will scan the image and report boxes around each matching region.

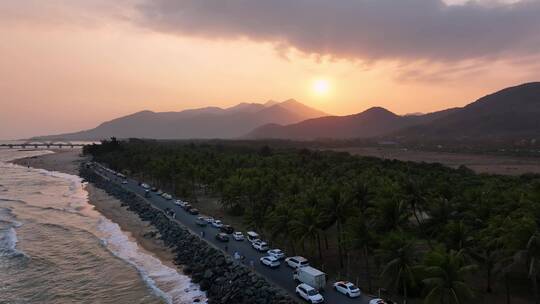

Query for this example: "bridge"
[0,141,92,149]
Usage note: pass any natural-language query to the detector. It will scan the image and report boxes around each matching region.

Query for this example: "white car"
[252,240,269,252]
[334,281,361,298]
[232,232,245,241]
[369,299,389,304]
[267,249,285,260]
[121,180,128,184]
[162,193,172,200]
[260,256,280,268]
[285,256,309,268]
[141,183,150,189]
[174,200,183,206]
[211,220,223,228]
[204,217,214,223]
[295,283,324,304]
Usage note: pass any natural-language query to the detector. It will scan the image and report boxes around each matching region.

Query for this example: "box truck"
[293,266,326,290]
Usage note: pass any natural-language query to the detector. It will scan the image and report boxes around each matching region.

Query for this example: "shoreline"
[11,150,178,274]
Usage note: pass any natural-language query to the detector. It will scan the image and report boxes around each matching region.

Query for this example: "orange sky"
[1,0,539,139]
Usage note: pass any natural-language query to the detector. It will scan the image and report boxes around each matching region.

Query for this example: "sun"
[312,79,330,96]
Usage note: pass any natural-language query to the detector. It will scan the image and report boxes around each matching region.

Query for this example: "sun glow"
[312,79,330,96]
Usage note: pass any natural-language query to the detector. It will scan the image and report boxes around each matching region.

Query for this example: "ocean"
[0,148,205,304]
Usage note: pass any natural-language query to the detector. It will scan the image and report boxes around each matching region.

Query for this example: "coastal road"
[94,165,377,304]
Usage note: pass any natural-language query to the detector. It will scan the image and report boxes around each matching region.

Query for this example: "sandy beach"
[12,149,176,268]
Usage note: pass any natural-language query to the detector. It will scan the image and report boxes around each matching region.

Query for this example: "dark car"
[144,190,151,198]
[220,225,234,234]
[150,187,158,192]
[188,208,200,215]
[183,203,192,211]
[215,233,230,242]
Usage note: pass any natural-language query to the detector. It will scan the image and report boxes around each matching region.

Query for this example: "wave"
[97,219,206,304]
[0,227,27,258]
[1,150,205,303]
[0,208,27,259]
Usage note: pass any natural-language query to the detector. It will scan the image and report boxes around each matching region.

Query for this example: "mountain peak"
[263,100,279,107]
[360,107,397,117]
[270,99,328,118]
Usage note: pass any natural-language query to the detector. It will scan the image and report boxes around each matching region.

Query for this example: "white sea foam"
[0,219,26,258]
[1,149,206,303]
[38,163,206,303]
[97,219,206,304]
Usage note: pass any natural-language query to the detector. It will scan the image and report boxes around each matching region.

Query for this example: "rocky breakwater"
[80,166,297,304]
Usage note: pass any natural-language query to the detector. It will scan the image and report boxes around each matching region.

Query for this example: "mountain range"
[248,82,540,141]
[36,82,540,142]
[37,99,327,140]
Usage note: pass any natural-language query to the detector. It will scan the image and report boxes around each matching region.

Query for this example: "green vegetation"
[85,138,540,303]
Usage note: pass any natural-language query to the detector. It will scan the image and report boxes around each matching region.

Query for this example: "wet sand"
[12,149,176,268]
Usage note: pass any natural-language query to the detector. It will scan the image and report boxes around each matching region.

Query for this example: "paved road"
[93,164,375,304]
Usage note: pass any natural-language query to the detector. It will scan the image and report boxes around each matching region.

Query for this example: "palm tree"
[266,201,299,255]
[526,231,540,304]
[322,187,348,268]
[377,232,418,304]
[346,214,377,292]
[440,221,472,252]
[348,179,372,215]
[422,249,476,304]
[291,206,325,261]
[403,177,434,249]
[374,197,409,232]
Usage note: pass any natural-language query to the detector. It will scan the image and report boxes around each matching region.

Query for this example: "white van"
[246,231,260,243]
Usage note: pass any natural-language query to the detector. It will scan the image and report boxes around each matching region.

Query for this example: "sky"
[1,0,539,139]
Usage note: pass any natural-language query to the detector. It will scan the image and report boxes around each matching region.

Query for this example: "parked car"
[267,249,285,259]
[174,200,183,206]
[182,203,192,211]
[232,232,245,241]
[164,208,176,219]
[141,183,150,189]
[211,220,223,228]
[294,266,326,290]
[156,190,163,195]
[295,283,324,304]
[215,233,229,242]
[285,256,309,268]
[188,208,199,215]
[333,281,361,298]
[252,240,269,252]
[144,190,151,198]
[195,217,207,227]
[204,217,214,224]
[260,256,280,268]
[246,231,260,243]
[369,299,390,304]
[220,225,234,234]
[121,180,128,184]
[162,193,172,200]
[151,187,158,192]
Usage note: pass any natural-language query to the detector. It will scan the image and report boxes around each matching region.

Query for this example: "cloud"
[0,0,136,28]
[135,0,540,62]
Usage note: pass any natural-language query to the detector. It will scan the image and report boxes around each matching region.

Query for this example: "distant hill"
[36,82,540,142]
[35,99,328,140]
[247,107,459,140]
[248,82,540,141]
[395,82,540,141]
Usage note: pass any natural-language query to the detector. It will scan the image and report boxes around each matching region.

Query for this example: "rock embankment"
[80,166,296,304]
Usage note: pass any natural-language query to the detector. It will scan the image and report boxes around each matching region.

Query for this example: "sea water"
[0,148,205,304]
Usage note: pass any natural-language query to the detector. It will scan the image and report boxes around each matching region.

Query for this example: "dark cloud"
[136,0,540,62]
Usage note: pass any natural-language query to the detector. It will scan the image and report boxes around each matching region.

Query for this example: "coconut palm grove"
[84,138,540,303]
